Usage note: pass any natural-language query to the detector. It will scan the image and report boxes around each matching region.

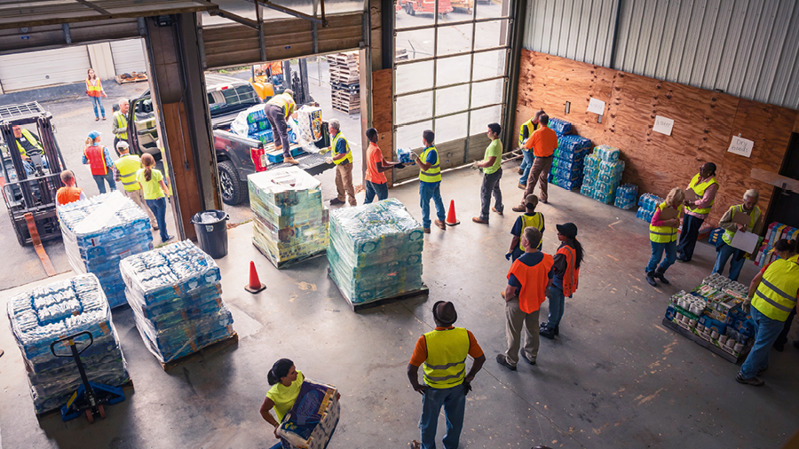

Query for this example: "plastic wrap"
[7,274,129,414]
[396,148,416,165]
[636,193,663,222]
[327,199,424,305]
[580,146,625,204]
[249,167,329,267]
[119,240,235,364]
[549,135,591,191]
[277,379,340,449]
[58,191,154,308]
[231,104,300,147]
[547,117,572,135]
[614,184,638,210]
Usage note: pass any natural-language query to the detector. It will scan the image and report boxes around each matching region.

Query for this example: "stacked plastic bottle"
[396,148,415,165]
[7,274,129,414]
[636,193,664,222]
[230,104,298,145]
[249,167,329,268]
[548,134,592,190]
[327,199,425,306]
[119,240,235,364]
[58,191,154,308]
[547,117,572,135]
[614,184,639,209]
[580,145,625,204]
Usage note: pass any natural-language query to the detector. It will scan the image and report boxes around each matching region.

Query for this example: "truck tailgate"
[270,152,334,175]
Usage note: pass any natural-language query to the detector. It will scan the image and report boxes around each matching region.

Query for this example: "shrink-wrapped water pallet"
[549,135,592,191]
[249,167,329,268]
[580,146,625,205]
[327,199,425,308]
[58,191,154,308]
[119,240,235,365]
[7,274,129,414]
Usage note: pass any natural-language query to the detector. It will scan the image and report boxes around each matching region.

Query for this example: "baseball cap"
[116,141,129,150]
[88,130,101,140]
[556,222,578,239]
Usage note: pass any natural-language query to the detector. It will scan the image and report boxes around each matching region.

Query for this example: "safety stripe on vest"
[420,166,440,176]
[121,179,138,186]
[650,230,676,236]
[424,368,465,382]
[755,290,795,313]
[424,358,466,370]
[760,278,797,302]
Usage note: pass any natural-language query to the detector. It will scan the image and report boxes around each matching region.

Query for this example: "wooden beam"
[256,0,325,25]
[209,8,259,29]
[750,168,799,193]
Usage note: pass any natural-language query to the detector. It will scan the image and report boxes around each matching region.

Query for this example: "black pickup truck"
[127,73,333,205]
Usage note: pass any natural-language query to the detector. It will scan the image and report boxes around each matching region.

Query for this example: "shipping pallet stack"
[329,52,360,115]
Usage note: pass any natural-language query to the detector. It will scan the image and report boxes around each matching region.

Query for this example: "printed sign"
[587,98,606,115]
[728,136,754,158]
[652,115,674,136]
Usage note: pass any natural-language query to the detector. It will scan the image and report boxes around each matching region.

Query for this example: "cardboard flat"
[684,189,701,203]
[659,206,679,221]
[730,230,759,254]
[732,212,752,227]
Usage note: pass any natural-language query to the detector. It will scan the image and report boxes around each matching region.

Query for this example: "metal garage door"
[0,46,90,92]
[110,39,147,75]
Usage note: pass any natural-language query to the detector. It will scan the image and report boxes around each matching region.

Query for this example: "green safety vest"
[752,254,799,321]
[114,110,128,140]
[418,146,441,183]
[518,120,539,148]
[331,132,353,165]
[519,213,544,250]
[114,154,142,191]
[15,128,43,158]
[422,327,469,389]
[685,173,717,215]
[649,202,682,243]
[721,205,761,246]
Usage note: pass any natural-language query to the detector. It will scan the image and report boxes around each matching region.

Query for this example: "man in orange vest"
[81,130,116,194]
[512,113,558,211]
[55,170,86,207]
[540,223,584,339]
[497,227,554,370]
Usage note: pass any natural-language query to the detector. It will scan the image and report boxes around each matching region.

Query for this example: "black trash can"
[191,210,229,259]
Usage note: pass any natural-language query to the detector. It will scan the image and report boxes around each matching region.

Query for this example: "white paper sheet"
[728,136,754,158]
[653,115,674,136]
[730,230,759,254]
[587,98,606,115]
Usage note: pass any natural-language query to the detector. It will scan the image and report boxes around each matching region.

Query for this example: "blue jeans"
[146,197,169,242]
[90,96,105,119]
[420,384,466,449]
[646,240,677,273]
[713,242,745,281]
[546,285,566,329]
[419,181,445,229]
[739,307,786,378]
[676,214,704,261]
[364,181,388,204]
[519,150,533,185]
[93,172,116,194]
[479,168,503,221]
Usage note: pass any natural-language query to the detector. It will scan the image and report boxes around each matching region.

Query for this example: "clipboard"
[732,212,751,227]
[684,188,700,203]
[730,230,759,254]
[659,206,679,221]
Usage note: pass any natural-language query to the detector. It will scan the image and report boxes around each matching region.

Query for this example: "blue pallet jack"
[49,331,125,423]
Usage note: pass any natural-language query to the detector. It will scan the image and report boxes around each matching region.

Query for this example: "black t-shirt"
[17,134,43,157]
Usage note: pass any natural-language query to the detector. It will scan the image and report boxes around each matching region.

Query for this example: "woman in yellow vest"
[113,142,157,229]
[645,188,684,286]
[85,68,106,121]
[136,153,172,244]
[736,239,799,386]
[677,162,718,262]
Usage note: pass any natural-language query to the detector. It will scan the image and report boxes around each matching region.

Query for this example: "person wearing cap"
[407,301,486,449]
[472,122,504,224]
[113,141,157,229]
[497,227,553,371]
[540,223,584,339]
[112,98,130,153]
[56,170,86,207]
[506,194,545,262]
[713,189,763,281]
[677,162,719,262]
[81,130,116,194]
[264,89,299,165]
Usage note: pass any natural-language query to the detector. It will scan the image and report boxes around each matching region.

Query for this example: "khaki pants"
[503,297,540,366]
[522,156,552,204]
[124,188,157,228]
[335,162,357,205]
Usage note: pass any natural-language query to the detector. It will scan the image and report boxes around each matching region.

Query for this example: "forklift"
[0,102,67,246]
[249,59,313,105]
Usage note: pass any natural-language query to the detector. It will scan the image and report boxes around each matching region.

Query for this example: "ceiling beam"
[254,0,326,26]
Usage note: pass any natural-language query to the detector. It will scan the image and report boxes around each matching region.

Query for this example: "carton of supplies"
[636,193,663,222]
[119,240,235,364]
[755,222,799,266]
[58,191,154,308]
[547,117,572,135]
[7,274,129,414]
[614,184,638,210]
[277,380,341,449]
[581,146,625,205]
[396,147,415,165]
[327,199,425,306]
[249,167,329,268]
[296,106,324,142]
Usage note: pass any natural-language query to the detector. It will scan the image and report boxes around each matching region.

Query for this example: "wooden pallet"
[332,103,360,114]
[332,92,360,102]
[253,241,327,269]
[328,269,429,311]
[661,318,744,364]
[159,332,239,371]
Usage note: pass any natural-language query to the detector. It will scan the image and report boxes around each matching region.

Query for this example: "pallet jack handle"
[50,331,96,406]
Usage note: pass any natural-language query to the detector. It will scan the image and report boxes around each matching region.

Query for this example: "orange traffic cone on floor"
[445,200,460,226]
[245,261,266,293]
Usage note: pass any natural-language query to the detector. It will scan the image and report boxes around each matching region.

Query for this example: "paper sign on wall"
[587,98,605,115]
[728,136,754,158]
[652,115,674,136]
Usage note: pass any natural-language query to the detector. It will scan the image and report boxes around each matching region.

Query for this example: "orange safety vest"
[508,253,554,313]
[86,78,102,97]
[56,186,82,206]
[84,145,109,175]
[557,244,580,297]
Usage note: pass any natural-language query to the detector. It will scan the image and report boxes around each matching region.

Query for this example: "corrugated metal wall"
[523,0,799,110]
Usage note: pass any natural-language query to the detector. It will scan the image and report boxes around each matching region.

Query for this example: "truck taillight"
[251,147,268,172]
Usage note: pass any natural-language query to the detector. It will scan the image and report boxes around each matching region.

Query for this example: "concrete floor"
[1,160,798,449]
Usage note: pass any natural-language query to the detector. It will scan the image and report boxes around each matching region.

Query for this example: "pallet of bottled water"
[327,199,425,307]
[614,184,638,210]
[547,117,572,135]
[581,146,625,204]
[249,167,329,268]
[636,193,664,222]
[119,240,235,365]
[6,274,129,414]
[58,191,154,308]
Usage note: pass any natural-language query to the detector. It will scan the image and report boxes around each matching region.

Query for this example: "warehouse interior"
[1,1,798,448]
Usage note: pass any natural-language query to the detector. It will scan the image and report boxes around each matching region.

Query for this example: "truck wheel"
[217,160,244,205]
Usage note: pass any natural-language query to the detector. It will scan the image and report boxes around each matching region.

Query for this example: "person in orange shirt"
[363,128,400,204]
[512,114,558,211]
[56,170,86,207]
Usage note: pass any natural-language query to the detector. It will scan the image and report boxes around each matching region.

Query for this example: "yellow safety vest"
[266,93,296,116]
[422,327,469,389]
[519,213,544,250]
[331,132,353,165]
[518,120,539,148]
[114,154,142,191]
[114,110,128,140]
[685,173,717,215]
[418,146,441,183]
[649,202,682,243]
[721,205,761,245]
[752,254,799,321]
[15,128,43,158]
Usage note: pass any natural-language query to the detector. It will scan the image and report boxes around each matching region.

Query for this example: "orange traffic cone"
[445,200,460,226]
[245,261,266,293]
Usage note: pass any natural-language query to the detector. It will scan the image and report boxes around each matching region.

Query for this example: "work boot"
[434,219,446,230]
[329,198,345,206]
[423,228,431,234]
[655,268,670,285]
[539,322,556,339]
[512,204,526,213]
[517,183,526,190]
[735,372,764,386]
[517,168,523,175]
[472,217,488,224]
[284,156,299,165]
[492,207,503,216]
[646,271,657,287]
[496,354,516,371]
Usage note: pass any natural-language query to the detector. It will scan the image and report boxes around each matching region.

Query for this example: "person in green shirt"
[473,123,504,224]
[136,153,172,244]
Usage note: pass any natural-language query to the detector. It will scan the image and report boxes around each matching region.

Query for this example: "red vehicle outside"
[400,0,454,16]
